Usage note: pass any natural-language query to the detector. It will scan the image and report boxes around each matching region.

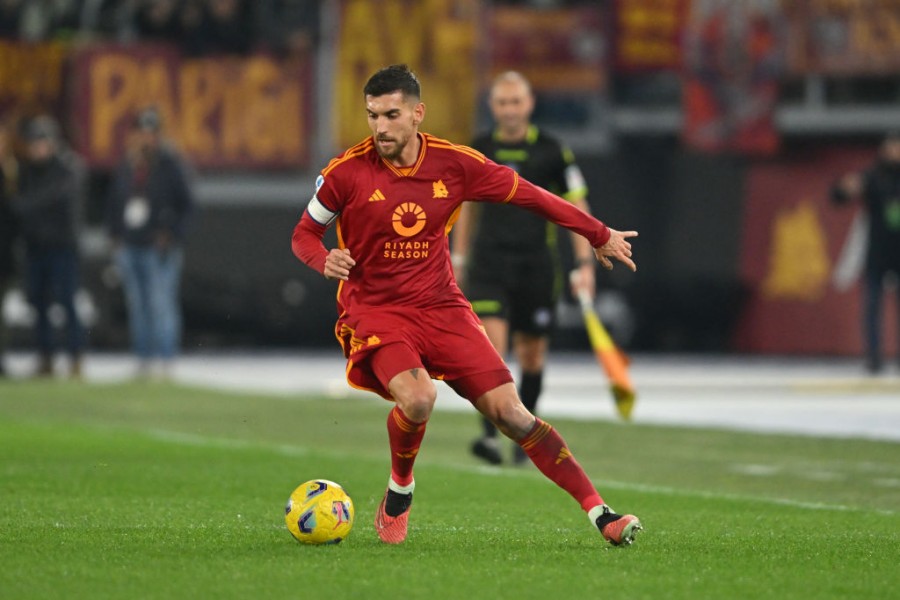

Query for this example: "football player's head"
[364,64,426,162]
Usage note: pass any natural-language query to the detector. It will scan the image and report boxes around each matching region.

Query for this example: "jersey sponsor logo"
[384,240,429,260]
[368,189,386,202]
[432,180,449,198]
[392,202,427,237]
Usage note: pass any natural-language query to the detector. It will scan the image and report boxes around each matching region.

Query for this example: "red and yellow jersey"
[292,132,609,316]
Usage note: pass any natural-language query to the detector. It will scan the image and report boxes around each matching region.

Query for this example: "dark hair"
[363,64,421,100]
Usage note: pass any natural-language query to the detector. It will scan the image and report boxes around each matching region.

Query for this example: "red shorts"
[335,304,512,402]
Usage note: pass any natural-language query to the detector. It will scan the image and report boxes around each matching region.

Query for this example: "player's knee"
[487,399,534,440]
[395,384,436,422]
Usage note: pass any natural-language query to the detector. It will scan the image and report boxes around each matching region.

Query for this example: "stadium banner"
[784,0,900,75]
[334,0,481,149]
[484,4,607,93]
[68,44,313,170]
[612,0,688,73]
[732,145,898,355]
[682,0,784,155]
[0,40,67,117]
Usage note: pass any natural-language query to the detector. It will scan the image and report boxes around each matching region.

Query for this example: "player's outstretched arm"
[594,229,638,272]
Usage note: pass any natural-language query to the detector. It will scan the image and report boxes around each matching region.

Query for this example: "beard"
[375,135,406,160]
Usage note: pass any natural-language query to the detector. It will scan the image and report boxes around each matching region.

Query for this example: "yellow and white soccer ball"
[285,479,355,545]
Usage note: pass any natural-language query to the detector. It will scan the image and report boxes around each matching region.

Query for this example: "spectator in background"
[256,0,319,60]
[134,0,182,43]
[191,0,252,56]
[0,0,25,39]
[9,115,86,378]
[176,0,205,55]
[831,131,900,374]
[107,107,194,380]
[0,120,19,377]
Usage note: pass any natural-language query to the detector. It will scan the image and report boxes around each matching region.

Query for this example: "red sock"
[386,405,427,487]
[518,418,604,512]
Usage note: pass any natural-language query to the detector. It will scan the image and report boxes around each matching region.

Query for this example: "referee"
[453,71,596,465]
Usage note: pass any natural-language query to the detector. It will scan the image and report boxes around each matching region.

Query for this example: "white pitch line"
[140,426,895,517]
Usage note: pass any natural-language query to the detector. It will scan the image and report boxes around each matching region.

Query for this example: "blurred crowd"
[0,1,595,57]
[0,0,320,57]
[0,108,195,380]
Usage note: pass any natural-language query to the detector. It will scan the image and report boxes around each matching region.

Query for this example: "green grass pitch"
[1,379,897,599]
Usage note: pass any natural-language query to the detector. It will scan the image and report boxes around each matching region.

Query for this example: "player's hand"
[594,229,638,272]
[324,248,356,281]
[569,263,595,300]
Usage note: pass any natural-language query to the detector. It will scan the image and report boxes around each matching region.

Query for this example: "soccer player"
[292,65,641,546]
[453,71,599,466]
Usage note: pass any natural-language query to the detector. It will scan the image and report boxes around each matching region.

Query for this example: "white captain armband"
[306,195,338,226]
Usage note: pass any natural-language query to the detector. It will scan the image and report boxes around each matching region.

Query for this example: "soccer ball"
[284,479,355,545]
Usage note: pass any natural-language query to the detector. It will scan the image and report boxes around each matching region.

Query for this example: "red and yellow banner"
[682,1,783,155]
[785,0,900,75]
[334,0,481,149]
[612,0,687,72]
[68,44,313,169]
[0,40,67,116]
[485,5,607,92]
[733,145,897,355]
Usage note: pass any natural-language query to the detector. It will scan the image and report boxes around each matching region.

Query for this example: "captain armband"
[306,195,338,226]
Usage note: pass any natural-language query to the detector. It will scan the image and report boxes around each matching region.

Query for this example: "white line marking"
[140,427,895,516]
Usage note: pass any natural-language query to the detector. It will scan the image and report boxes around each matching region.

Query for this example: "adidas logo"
[368,189,386,202]
[555,447,572,464]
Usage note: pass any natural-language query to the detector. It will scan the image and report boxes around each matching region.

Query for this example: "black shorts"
[464,251,559,336]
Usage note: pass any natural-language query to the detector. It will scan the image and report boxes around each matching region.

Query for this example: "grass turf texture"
[1,380,897,599]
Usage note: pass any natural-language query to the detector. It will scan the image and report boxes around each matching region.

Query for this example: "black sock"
[595,509,620,529]
[481,416,498,438]
[385,489,413,517]
[519,370,543,414]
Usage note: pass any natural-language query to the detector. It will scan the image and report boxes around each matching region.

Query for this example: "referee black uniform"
[465,124,589,339]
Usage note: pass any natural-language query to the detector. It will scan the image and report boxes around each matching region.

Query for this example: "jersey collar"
[379,132,427,178]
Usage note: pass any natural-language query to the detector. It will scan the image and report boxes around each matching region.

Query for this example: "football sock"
[517,418,604,512]
[588,504,619,529]
[387,405,427,488]
[385,480,415,517]
[518,370,543,414]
